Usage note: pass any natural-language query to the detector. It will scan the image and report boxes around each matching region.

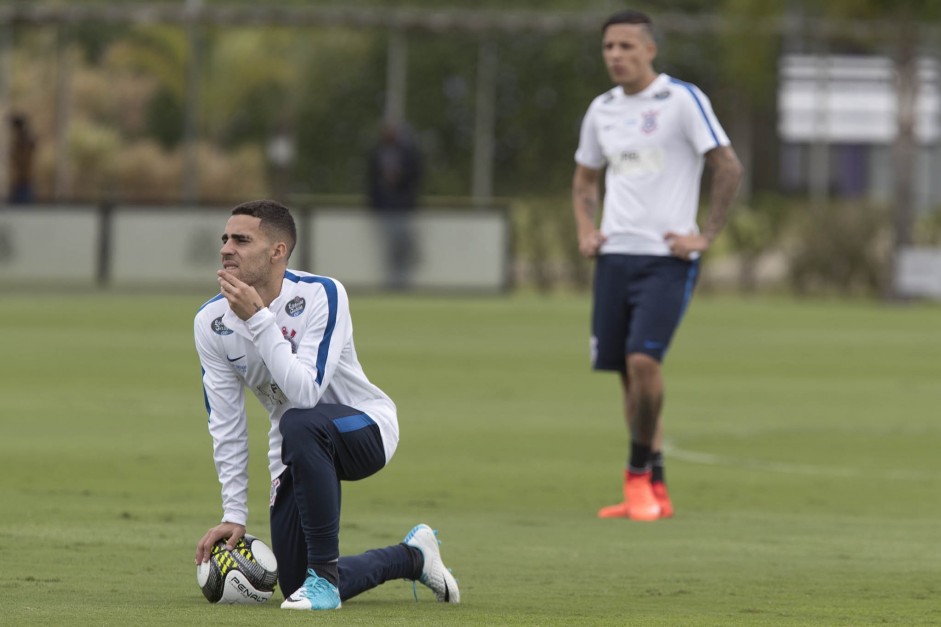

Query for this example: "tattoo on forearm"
[703,162,740,240]
[703,203,730,241]
[575,190,598,222]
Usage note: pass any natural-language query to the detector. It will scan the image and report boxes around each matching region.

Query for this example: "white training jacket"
[194,270,399,527]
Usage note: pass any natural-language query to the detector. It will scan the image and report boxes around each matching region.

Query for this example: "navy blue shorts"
[591,254,699,370]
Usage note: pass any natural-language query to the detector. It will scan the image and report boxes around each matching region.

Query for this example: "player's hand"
[665,232,708,261]
[195,522,246,564]
[578,230,607,258]
[217,270,265,320]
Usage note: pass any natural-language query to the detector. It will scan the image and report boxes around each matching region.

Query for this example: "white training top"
[575,73,730,256]
[194,270,399,527]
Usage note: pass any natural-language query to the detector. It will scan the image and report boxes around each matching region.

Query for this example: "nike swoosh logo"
[226,355,246,362]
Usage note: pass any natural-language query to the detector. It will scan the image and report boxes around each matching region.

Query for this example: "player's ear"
[270,241,288,264]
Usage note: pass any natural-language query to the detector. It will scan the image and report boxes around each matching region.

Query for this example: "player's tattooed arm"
[701,145,744,242]
[576,193,598,225]
[667,147,743,260]
[572,165,606,257]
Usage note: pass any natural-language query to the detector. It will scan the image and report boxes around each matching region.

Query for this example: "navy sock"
[651,450,665,483]
[628,441,652,474]
[404,544,424,580]
[310,561,339,588]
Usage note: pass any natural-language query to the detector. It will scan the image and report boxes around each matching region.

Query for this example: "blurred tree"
[489,31,607,197]
[715,0,781,198]
[818,0,941,299]
[289,29,384,197]
[106,26,190,148]
[200,28,300,147]
[108,26,302,148]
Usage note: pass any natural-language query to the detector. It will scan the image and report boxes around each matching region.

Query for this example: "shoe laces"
[302,569,336,599]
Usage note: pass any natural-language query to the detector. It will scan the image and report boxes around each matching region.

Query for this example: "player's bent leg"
[321,525,460,604]
[278,407,346,571]
[269,470,309,598]
[277,405,387,603]
[335,544,423,602]
[403,523,460,603]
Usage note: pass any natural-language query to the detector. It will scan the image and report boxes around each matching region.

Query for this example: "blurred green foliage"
[12,0,939,201]
[788,201,891,297]
[7,1,797,201]
[5,1,940,295]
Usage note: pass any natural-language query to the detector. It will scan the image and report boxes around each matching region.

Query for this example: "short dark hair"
[231,199,297,258]
[602,9,653,35]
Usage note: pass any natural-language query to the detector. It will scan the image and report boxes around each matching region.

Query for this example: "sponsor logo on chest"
[285,296,306,317]
[211,316,233,335]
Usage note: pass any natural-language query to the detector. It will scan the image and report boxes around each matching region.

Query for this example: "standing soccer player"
[572,10,743,521]
[194,200,459,609]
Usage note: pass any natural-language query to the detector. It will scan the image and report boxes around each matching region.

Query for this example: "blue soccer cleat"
[280,568,341,610]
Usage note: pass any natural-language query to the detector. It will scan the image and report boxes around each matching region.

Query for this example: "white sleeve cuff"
[222,511,247,527]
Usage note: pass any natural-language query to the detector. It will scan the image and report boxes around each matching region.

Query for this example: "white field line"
[664,441,935,481]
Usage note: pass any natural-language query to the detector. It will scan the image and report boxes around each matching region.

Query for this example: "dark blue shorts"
[591,254,699,370]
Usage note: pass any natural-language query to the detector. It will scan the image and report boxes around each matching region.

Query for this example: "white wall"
[110,207,233,290]
[0,205,99,284]
[309,209,508,291]
[0,205,510,292]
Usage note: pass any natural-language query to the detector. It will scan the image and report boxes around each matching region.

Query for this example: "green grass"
[1,292,939,626]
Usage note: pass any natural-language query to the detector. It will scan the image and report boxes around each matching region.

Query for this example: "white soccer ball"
[196,534,279,604]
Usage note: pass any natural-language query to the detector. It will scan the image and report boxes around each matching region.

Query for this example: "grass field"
[1,291,939,626]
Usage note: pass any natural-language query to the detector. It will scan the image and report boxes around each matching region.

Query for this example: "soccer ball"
[196,534,279,604]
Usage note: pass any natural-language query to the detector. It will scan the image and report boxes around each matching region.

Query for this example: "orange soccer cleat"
[597,501,632,519]
[651,481,674,518]
[598,471,660,521]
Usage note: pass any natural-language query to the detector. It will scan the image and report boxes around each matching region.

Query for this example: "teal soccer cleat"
[280,568,341,610]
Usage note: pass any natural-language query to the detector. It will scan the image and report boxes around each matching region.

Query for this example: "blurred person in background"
[8,114,36,204]
[194,200,459,609]
[366,120,423,290]
[571,10,743,521]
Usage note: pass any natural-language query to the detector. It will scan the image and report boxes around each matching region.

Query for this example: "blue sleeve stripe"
[197,293,225,313]
[332,413,376,433]
[679,260,700,320]
[201,367,211,419]
[285,271,338,386]
[669,78,720,147]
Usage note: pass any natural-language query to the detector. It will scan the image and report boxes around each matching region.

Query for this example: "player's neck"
[620,70,658,95]
[255,271,286,308]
